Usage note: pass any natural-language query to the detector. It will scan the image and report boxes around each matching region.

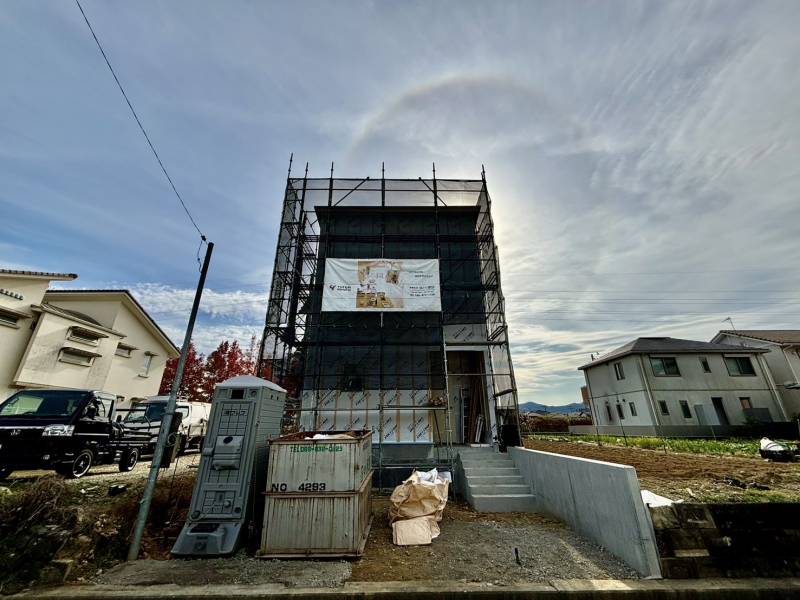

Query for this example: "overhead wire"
[74,0,207,247]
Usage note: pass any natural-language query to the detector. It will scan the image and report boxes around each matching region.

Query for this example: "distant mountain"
[518,401,585,415]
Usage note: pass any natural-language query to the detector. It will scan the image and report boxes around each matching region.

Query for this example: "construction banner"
[321,258,441,312]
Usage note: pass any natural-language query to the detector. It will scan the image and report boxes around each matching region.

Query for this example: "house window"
[650,357,680,376]
[115,343,135,358]
[658,400,670,415]
[67,326,106,346]
[605,404,613,422]
[0,313,19,328]
[140,352,154,377]
[0,306,26,328]
[616,404,625,420]
[629,402,638,417]
[679,400,692,419]
[725,356,756,376]
[613,362,625,380]
[740,397,752,410]
[700,357,711,373]
[59,347,99,367]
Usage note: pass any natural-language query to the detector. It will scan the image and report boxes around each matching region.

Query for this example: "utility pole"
[127,241,214,561]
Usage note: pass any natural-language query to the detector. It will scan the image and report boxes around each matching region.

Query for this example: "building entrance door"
[695,405,708,425]
[711,397,729,426]
[446,351,489,444]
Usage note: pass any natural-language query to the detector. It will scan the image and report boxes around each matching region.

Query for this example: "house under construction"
[258,163,520,485]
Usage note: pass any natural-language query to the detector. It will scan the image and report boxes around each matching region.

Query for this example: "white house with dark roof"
[711,330,800,419]
[0,269,179,406]
[577,336,786,435]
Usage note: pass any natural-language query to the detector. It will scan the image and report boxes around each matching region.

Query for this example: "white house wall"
[585,351,781,429]
[103,302,170,407]
[0,277,50,400]
[641,352,779,425]
[583,355,653,426]
[715,333,800,419]
[13,311,122,391]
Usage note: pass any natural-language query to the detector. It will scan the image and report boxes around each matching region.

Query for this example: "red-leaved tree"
[158,342,207,403]
[159,337,264,403]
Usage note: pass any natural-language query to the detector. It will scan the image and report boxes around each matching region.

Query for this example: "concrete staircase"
[458,446,536,513]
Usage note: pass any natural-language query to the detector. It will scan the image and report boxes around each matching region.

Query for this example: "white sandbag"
[391,516,441,546]
[760,437,788,452]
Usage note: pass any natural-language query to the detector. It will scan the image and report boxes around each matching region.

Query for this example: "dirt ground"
[93,496,635,588]
[3,456,636,593]
[95,556,353,588]
[350,497,637,583]
[525,439,800,502]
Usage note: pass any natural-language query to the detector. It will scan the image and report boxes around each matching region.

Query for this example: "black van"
[0,389,150,479]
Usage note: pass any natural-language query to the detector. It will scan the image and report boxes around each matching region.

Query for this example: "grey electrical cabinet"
[172,375,286,556]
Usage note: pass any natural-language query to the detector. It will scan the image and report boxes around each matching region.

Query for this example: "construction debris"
[389,469,449,546]
[759,437,797,462]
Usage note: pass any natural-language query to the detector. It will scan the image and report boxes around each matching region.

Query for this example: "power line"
[74,0,206,242]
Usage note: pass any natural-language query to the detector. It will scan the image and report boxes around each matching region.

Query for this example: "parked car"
[123,396,210,454]
[0,389,150,479]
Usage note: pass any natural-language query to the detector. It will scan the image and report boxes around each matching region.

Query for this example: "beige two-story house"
[0,269,179,407]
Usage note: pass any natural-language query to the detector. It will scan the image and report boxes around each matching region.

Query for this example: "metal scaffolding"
[258,161,520,488]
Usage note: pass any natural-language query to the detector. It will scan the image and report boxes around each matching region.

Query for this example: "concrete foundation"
[508,446,661,578]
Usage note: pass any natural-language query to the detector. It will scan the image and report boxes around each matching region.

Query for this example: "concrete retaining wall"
[651,502,800,578]
[508,446,661,578]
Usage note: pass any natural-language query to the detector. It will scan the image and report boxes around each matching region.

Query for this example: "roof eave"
[32,303,124,337]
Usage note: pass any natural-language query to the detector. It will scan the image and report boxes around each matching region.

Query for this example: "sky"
[1,1,799,405]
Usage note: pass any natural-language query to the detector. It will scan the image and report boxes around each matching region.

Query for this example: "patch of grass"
[527,434,766,458]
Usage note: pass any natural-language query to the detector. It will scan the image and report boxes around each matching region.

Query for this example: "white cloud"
[4,1,799,404]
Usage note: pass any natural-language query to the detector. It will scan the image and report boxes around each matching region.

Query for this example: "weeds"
[526,434,765,457]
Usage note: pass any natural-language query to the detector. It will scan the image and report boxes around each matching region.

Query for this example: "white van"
[123,396,210,454]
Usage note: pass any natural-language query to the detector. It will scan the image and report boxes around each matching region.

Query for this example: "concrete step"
[468,484,531,495]
[471,493,537,513]
[466,475,527,485]
[460,459,513,468]
[463,466,520,476]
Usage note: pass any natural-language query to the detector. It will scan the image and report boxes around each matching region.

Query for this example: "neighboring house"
[576,336,786,435]
[711,330,800,419]
[0,269,179,407]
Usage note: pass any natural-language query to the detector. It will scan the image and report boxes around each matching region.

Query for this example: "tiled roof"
[718,330,800,345]
[0,268,77,280]
[579,336,767,370]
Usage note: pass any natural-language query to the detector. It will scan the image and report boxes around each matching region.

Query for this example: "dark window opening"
[650,357,680,376]
[679,400,692,419]
[613,362,625,380]
[616,404,625,419]
[725,356,756,376]
[658,400,669,415]
[700,357,711,373]
[629,402,637,417]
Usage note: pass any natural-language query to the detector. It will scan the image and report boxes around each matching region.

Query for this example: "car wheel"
[119,448,139,472]
[61,449,93,479]
[0,467,12,480]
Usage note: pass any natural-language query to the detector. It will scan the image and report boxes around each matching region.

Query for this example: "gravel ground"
[95,555,352,588]
[5,452,201,488]
[91,497,637,588]
[351,497,638,583]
